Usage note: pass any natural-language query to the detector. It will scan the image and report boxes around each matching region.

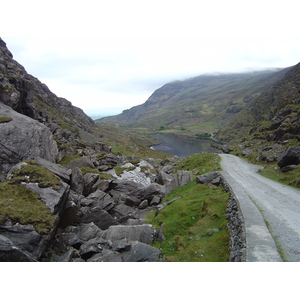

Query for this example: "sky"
[1,0,300,119]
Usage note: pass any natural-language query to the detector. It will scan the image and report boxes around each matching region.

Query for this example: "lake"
[151,133,217,157]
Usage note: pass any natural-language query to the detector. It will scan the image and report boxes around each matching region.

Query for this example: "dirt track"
[220,154,300,262]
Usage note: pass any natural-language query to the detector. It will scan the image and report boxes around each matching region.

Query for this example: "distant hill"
[96,69,290,136]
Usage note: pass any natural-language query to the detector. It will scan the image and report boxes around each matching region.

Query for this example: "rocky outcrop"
[0,103,58,176]
[0,37,95,152]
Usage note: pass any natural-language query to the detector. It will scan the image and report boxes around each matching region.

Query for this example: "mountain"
[218,62,300,143]
[97,69,290,135]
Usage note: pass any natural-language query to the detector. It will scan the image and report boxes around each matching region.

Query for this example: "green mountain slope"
[218,63,300,143]
[97,69,290,135]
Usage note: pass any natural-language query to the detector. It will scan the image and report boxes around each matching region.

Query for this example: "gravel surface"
[220,154,300,262]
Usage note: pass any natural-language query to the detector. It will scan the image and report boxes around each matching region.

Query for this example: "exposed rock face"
[0,103,58,175]
[0,37,95,150]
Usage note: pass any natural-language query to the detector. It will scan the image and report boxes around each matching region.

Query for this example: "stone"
[106,225,156,245]
[278,146,300,168]
[121,241,161,262]
[79,237,108,260]
[0,103,58,175]
[80,207,118,230]
[26,181,70,214]
[87,249,122,262]
[70,167,84,194]
[242,148,253,156]
[35,157,71,184]
[125,196,141,207]
[83,173,100,196]
[281,165,297,172]
[196,171,220,185]
[138,200,149,209]
[0,235,36,262]
[85,190,115,211]
[67,156,95,170]
[150,195,161,206]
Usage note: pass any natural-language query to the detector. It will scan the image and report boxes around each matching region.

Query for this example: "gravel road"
[219,154,300,262]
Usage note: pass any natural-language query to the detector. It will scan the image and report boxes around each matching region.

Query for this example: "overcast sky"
[2,0,300,118]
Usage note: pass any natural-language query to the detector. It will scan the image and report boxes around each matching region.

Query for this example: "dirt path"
[219,154,300,262]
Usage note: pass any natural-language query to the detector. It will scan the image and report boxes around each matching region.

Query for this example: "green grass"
[258,163,300,188]
[0,181,56,234]
[0,116,12,123]
[147,182,230,262]
[174,152,220,176]
[0,161,62,234]
[11,161,62,190]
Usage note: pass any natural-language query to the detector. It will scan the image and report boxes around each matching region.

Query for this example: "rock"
[121,241,161,262]
[54,247,77,262]
[278,146,300,168]
[0,235,36,262]
[87,249,122,262]
[83,173,100,196]
[138,200,149,209]
[59,200,83,228]
[133,183,166,202]
[79,237,108,260]
[0,103,58,175]
[110,238,131,251]
[150,195,161,206]
[26,181,70,214]
[35,157,71,184]
[110,204,135,222]
[84,190,115,211]
[106,225,156,245]
[109,180,143,194]
[125,196,141,207]
[242,148,253,156]
[76,223,103,241]
[196,171,220,185]
[70,167,84,194]
[80,207,118,230]
[67,156,95,170]
[222,145,233,154]
[281,165,297,172]
[164,170,192,195]
[211,176,222,186]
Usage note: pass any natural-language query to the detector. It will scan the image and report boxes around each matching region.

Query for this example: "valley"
[1,36,300,262]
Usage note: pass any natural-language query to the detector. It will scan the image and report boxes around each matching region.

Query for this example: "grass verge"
[147,182,230,261]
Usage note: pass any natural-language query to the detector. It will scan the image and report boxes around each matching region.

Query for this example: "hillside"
[218,62,300,143]
[97,69,290,135]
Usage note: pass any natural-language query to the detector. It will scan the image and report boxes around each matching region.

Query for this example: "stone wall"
[221,175,247,262]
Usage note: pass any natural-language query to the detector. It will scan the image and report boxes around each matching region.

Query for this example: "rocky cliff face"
[0,38,95,148]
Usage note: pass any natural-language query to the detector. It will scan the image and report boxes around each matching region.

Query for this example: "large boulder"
[0,103,58,175]
[196,171,221,185]
[278,146,300,168]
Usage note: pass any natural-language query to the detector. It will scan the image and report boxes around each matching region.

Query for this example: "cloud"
[2,1,300,117]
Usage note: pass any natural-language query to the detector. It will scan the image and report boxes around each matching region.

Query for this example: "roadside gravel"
[220,154,300,262]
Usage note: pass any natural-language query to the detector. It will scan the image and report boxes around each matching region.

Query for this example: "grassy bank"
[147,152,230,262]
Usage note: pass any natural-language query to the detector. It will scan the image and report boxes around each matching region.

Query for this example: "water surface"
[151,133,216,157]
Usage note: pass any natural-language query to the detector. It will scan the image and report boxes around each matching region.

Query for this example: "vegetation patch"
[0,181,56,234]
[0,116,12,123]
[10,161,61,190]
[258,163,300,189]
[147,182,229,261]
[174,152,220,176]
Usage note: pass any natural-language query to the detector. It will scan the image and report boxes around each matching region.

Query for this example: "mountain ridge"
[96,68,291,135]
